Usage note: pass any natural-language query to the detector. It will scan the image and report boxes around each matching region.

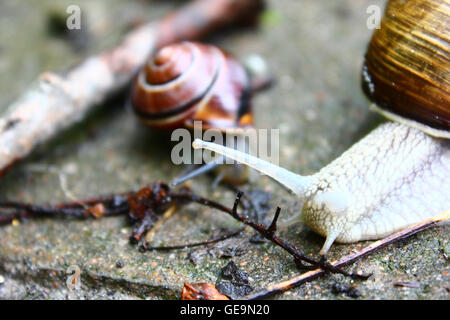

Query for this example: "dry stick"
[0,192,132,210]
[0,187,246,250]
[244,210,450,300]
[142,228,245,251]
[171,192,368,280]
[0,202,129,222]
[0,0,265,177]
[0,195,131,224]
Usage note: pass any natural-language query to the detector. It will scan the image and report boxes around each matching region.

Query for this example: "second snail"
[130,41,271,185]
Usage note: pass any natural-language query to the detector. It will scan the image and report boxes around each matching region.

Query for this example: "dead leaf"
[181,282,230,300]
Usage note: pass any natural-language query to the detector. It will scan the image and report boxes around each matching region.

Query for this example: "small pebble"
[0,275,5,285]
[331,282,361,298]
[115,260,124,268]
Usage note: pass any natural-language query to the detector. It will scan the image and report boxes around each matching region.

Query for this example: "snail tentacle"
[192,139,314,196]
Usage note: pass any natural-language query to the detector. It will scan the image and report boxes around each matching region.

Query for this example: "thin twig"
[0,183,246,249]
[1,183,372,281]
[141,228,244,251]
[0,197,130,224]
[244,210,450,299]
[170,191,369,280]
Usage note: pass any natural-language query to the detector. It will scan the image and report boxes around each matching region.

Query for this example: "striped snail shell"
[131,41,253,131]
[362,0,450,138]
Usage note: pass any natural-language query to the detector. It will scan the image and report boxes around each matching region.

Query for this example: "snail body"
[193,0,450,253]
[131,41,253,131]
[194,123,449,253]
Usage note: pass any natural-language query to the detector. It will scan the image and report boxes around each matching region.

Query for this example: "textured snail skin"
[193,122,450,253]
[301,122,449,253]
[131,41,252,131]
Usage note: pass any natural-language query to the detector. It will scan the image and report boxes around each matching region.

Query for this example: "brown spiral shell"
[362,0,450,138]
[131,41,252,131]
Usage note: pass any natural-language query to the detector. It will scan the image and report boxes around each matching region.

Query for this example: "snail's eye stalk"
[192,139,312,197]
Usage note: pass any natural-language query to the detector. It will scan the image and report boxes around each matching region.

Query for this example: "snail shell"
[193,0,450,254]
[131,41,253,131]
[362,0,450,138]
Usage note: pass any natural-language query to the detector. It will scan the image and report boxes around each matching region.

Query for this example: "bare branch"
[0,0,265,176]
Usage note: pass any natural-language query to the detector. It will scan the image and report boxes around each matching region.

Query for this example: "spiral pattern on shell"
[131,41,253,131]
[362,0,450,138]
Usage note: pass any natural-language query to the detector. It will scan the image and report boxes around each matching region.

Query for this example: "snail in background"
[131,41,255,131]
[193,0,450,254]
[130,41,271,185]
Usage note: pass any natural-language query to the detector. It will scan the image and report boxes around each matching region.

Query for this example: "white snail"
[193,0,450,254]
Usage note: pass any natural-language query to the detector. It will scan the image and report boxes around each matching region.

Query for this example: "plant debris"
[0,183,368,279]
[142,227,244,252]
[393,282,420,289]
[215,261,254,299]
[181,282,229,300]
[2,182,447,299]
[187,230,249,265]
